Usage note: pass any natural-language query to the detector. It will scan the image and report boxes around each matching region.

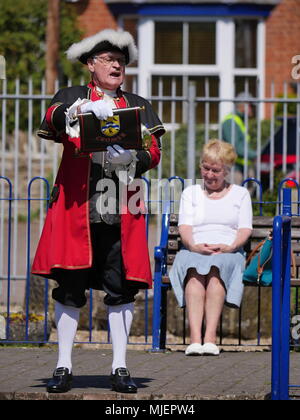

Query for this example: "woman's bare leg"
[203,267,226,344]
[185,268,206,344]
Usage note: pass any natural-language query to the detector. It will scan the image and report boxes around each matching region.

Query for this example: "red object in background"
[284,170,300,188]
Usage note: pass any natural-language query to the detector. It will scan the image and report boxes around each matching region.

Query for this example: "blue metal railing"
[0,175,50,343]
[0,176,12,340]
[271,188,300,400]
[272,213,291,400]
[25,177,50,342]
[1,176,300,363]
[0,176,155,344]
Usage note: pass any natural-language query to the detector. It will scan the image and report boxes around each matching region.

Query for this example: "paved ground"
[1,346,300,400]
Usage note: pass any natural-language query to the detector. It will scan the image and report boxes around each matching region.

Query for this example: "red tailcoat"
[31,83,164,289]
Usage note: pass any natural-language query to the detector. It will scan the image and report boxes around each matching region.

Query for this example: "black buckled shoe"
[46,367,73,393]
[110,368,137,393]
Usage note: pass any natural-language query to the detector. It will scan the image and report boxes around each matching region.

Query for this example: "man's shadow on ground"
[31,375,153,391]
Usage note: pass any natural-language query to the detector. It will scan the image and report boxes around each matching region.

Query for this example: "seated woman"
[169,139,253,356]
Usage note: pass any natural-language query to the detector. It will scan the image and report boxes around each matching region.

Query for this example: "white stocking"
[108,303,134,374]
[55,302,80,372]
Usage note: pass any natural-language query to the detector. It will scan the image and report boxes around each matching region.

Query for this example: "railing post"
[152,246,164,351]
[280,218,291,400]
[281,190,292,400]
[271,188,292,400]
[0,177,12,340]
[151,209,170,352]
[187,81,196,182]
[282,188,292,217]
[272,215,283,400]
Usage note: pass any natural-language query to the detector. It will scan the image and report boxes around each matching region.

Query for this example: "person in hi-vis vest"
[222,92,256,184]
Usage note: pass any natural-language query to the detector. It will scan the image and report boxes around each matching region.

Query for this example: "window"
[155,21,216,65]
[155,22,183,64]
[130,15,264,121]
[235,20,258,68]
[189,23,216,65]
[235,76,258,97]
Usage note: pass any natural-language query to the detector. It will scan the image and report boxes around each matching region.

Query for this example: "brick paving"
[1,346,300,400]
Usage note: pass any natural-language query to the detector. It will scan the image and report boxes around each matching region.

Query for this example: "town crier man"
[32,29,165,394]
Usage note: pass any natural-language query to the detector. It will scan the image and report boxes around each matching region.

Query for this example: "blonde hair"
[201,139,237,169]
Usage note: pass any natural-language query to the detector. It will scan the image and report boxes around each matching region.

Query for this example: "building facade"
[71,0,299,118]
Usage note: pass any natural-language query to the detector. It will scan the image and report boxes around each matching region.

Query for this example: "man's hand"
[80,100,113,120]
[106,145,133,165]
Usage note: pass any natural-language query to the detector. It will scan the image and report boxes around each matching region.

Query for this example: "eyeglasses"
[93,55,126,67]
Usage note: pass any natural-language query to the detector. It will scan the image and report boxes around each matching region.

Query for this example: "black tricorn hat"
[66,29,138,65]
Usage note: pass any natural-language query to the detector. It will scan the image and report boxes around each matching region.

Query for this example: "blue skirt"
[169,250,245,309]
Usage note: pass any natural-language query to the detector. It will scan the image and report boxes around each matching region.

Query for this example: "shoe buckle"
[54,368,68,376]
[117,368,129,377]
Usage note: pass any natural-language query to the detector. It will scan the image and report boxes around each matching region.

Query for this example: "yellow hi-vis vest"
[223,113,251,166]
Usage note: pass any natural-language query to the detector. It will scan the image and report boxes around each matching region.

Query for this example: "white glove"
[80,100,113,120]
[65,98,89,138]
[141,124,152,148]
[106,145,133,165]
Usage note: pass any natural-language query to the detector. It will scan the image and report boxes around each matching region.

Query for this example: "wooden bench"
[152,214,300,351]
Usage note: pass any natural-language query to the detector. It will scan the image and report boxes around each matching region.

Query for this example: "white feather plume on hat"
[66,29,138,65]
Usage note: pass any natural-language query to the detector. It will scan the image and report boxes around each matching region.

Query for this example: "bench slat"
[252,216,300,227]
[252,216,273,226]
